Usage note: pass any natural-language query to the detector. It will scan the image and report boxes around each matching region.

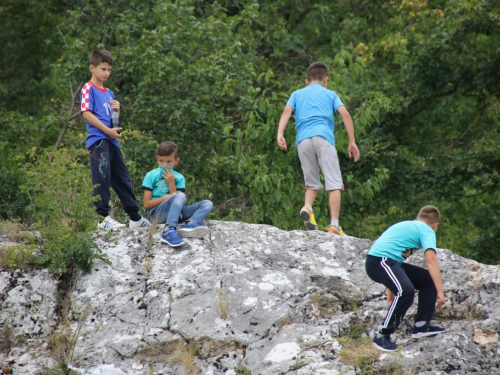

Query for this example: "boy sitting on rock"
[141,141,213,247]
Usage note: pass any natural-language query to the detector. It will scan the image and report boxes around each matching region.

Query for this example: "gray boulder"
[1,220,499,374]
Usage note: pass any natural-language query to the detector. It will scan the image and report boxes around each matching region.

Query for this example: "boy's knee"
[202,200,214,211]
[173,192,187,203]
[401,285,416,297]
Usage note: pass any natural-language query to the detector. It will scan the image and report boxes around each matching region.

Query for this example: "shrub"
[21,148,109,273]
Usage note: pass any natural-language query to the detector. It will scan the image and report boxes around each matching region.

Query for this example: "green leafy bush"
[21,148,109,273]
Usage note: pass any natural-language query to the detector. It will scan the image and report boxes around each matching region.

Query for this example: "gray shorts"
[297,136,344,191]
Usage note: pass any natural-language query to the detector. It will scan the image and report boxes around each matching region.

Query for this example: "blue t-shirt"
[368,220,437,263]
[81,81,119,149]
[141,166,186,201]
[286,83,345,146]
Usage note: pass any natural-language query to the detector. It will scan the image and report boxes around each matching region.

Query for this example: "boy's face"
[90,62,112,83]
[156,154,180,168]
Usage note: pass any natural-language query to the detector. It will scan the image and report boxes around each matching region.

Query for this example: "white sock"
[305,204,313,211]
[330,219,339,228]
[415,321,426,327]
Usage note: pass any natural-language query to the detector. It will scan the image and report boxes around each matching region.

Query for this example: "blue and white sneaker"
[411,323,445,338]
[98,216,126,230]
[177,222,208,238]
[161,227,185,247]
[129,216,151,228]
[373,335,397,351]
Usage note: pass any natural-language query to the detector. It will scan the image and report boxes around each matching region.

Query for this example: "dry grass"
[0,220,23,241]
[178,340,199,375]
[339,336,380,368]
[0,326,13,354]
[216,284,230,320]
[0,220,37,270]
[339,335,406,374]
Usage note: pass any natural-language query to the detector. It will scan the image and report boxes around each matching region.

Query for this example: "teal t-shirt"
[286,83,345,146]
[368,220,437,263]
[141,166,186,200]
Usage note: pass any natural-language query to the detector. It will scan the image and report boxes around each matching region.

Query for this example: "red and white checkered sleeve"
[81,83,91,112]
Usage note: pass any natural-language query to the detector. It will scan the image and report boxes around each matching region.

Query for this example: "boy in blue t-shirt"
[366,205,446,351]
[81,49,151,230]
[277,62,360,235]
[142,141,213,247]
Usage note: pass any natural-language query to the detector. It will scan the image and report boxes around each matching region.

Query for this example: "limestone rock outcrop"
[1,220,499,374]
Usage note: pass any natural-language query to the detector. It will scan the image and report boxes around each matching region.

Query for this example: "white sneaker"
[98,216,126,230]
[129,216,151,228]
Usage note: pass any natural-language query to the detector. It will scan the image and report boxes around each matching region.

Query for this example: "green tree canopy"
[1,0,499,264]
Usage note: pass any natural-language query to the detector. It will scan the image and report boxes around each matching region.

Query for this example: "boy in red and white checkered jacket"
[81,49,150,230]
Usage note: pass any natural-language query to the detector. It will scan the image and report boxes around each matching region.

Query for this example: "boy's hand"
[163,168,175,185]
[277,134,287,151]
[106,127,122,139]
[109,100,120,113]
[436,292,446,307]
[348,142,360,162]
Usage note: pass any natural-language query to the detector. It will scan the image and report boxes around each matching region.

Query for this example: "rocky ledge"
[1,220,499,374]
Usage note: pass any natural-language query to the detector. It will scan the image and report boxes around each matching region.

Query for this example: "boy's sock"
[129,212,142,221]
[305,204,313,211]
[330,219,339,228]
[376,332,389,338]
[415,321,426,327]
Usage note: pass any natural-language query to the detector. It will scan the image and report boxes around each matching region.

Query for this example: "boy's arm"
[337,106,360,162]
[143,168,178,210]
[143,189,177,210]
[277,105,293,151]
[424,249,446,307]
[82,111,122,140]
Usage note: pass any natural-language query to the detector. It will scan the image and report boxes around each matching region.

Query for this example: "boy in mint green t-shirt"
[366,205,446,352]
[141,141,213,247]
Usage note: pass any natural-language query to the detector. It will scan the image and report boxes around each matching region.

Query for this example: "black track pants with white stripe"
[366,255,437,335]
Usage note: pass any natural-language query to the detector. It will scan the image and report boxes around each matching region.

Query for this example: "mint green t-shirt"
[368,220,437,263]
[141,166,186,200]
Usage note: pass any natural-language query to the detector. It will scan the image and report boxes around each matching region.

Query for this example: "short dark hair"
[90,49,114,67]
[157,141,178,157]
[417,205,440,224]
[307,62,328,81]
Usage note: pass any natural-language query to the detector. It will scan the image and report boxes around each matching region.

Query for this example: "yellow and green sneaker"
[300,206,319,230]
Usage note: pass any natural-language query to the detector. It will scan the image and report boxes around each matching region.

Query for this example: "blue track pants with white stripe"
[365,254,437,335]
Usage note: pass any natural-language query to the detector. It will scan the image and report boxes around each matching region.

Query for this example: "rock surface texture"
[1,220,499,374]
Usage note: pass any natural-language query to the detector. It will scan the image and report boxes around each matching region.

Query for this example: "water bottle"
[111,109,120,128]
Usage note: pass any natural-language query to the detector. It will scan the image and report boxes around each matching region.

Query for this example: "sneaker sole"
[160,238,185,247]
[177,227,208,239]
[372,342,397,352]
[411,330,445,339]
[300,210,319,230]
[129,223,151,228]
[98,225,126,230]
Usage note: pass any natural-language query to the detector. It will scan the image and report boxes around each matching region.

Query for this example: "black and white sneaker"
[373,335,398,351]
[411,323,445,338]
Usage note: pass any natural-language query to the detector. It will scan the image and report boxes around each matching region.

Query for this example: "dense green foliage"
[20,148,109,273]
[1,0,499,266]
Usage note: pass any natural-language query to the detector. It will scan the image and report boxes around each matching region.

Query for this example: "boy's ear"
[305,79,310,86]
